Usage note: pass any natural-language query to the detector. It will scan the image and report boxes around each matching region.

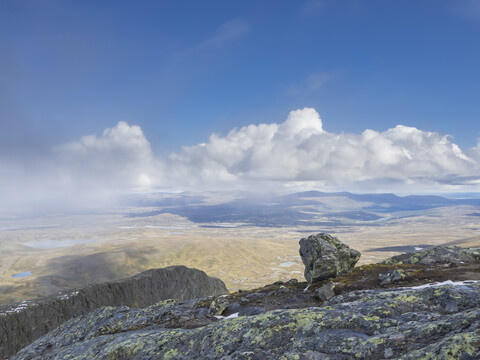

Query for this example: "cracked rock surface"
[12,281,480,360]
[7,245,480,360]
[0,266,227,359]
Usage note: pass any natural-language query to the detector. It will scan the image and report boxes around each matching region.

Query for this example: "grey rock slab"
[378,269,407,286]
[314,281,337,302]
[381,245,480,266]
[12,282,480,360]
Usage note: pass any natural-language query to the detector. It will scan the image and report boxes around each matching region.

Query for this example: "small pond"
[11,271,32,278]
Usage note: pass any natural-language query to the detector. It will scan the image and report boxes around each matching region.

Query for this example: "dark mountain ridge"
[126,191,480,227]
[0,266,227,359]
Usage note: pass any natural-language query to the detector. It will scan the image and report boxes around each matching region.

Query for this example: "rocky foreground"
[6,234,480,359]
[0,266,227,359]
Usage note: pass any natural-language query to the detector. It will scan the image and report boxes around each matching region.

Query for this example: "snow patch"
[58,291,79,300]
[214,312,239,320]
[404,280,480,290]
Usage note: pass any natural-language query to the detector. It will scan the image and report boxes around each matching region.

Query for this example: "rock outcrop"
[6,240,480,359]
[12,280,480,359]
[0,266,227,359]
[314,281,336,301]
[381,245,480,266]
[378,269,407,285]
[299,233,361,283]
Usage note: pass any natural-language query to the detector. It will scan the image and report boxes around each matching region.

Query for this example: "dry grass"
[1,205,479,304]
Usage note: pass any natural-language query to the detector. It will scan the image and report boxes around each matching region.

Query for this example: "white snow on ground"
[280,262,296,267]
[58,291,79,300]
[0,290,81,316]
[214,312,239,320]
[403,280,480,290]
[0,301,30,316]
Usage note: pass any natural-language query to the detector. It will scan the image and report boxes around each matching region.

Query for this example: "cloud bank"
[1,108,480,212]
[167,108,478,190]
[56,121,155,189]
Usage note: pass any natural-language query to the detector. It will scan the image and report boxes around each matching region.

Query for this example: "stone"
[314,282,336,301]
[378,269,407,286]
[0,266,227,359]
[384,347,394,358]
[209,297,229,315]
[299,233,361,283]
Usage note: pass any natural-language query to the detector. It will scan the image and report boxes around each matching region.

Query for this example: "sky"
[1,0,480,212]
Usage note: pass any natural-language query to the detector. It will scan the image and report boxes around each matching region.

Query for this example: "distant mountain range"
[125,191,480,227]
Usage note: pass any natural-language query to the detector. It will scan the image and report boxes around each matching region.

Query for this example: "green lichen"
[163,348,179,359]
[10,278,480,360]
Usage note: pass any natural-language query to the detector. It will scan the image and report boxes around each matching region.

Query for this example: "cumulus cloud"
[166,108,479,190]
[466,138,480,162]
[1,107,479,213]
[55,121,157,189]
[0,122,160,213]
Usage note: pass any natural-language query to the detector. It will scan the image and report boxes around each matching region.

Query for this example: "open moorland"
[1,191,480,305]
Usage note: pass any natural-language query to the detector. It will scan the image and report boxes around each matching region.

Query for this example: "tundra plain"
[1,191,480,305]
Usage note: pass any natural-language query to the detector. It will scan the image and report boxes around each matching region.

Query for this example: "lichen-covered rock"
[378,269,407,285]
[299,233,361,283]
[209,296,229,315]
[381,245,480,266]
[0,266,227,359]
[314,281,336,301]
[12,281,480,360]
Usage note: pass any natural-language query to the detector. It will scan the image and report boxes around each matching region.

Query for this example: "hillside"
[0,266,226,359]
[7,238,480,359]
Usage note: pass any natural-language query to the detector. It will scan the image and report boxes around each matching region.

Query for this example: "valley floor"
[1,203,479,305]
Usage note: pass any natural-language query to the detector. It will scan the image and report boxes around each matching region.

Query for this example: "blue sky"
[1,0,480,209]
[2,0,479,152]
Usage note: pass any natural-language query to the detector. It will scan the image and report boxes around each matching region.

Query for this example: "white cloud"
[0,121,161,213]
[165,108,479,190]
[466,137,480,161]
[55,121,156,190]
[1,108,479,213]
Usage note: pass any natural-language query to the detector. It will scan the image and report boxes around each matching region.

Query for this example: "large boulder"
[0,266,227,359]
[299,233,361,283]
